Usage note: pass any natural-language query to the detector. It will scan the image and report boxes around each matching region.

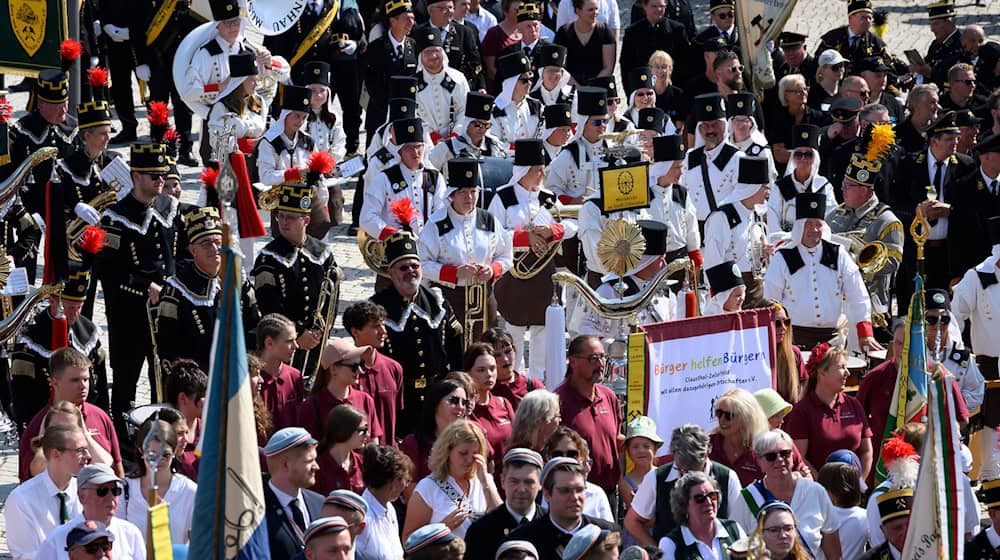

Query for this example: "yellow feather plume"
[864,123,895,162]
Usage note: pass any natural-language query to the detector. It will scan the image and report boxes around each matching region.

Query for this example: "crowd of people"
[0,0,999,557]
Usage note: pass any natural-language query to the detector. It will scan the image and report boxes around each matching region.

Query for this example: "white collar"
[987,526,1000,548]
[982,166,1000,184]
[550,514,583,534]
[362,488,390,519]
[506,503,536,523]
[44,468,72,496]
[269,480,303,509]
[928,147,950,165]
[679,519,725,546]
[447,205,476,223]
[522,39,538,50]
[389,33,406,50]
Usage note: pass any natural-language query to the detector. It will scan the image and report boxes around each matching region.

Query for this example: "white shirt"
[953,258,1000,357]
[416,67,470,136]
[657,519,746,559]
[183,36,249,106]
[115,475,197,544]
[361,163,448,239]
[487,182,577,236]
[418,205,513,287]
[926,148,950,239]
[938,339,986,411]
[729,478,842,559]
[682,142,741,221]
[355,489,403,560]
[702,201,764,274]
[539,481,614,523]
[767,173,837,233]
[555,0,620,31]
[36,514,146,560]
[831,505,869,560]
[307,111,347,161]
[464,8,497,41]
[269,480,311,529]
[256,132,312,186]
[630,464,742,522]
[5,470,82,560]
[207,100,268,158]
[547,138,607,201]
[412,475,487,539]
[490,98,540,145]
[649,184,701,252]
[763,242,871,330]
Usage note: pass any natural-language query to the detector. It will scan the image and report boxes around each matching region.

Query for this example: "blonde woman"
[401,419,502,541]
[709,388,770,486]
[648,50,684,133]
[750,501,813,560]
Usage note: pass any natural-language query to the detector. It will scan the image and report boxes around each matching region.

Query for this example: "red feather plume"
[60,39,83,62]
[147,101,170,126]
[200,167,219,189]
[87,66,109,88]
[390,198,418,231]
[163,128,180,143]
[308,151,335,175]
[79,225,107,254]
[881,434,919,466]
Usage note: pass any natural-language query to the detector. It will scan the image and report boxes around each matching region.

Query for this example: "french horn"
[67,189,118,261]
[509,203,579,280]
[0,283,63,344]
[0,147,58,211]
[356,229,389,278]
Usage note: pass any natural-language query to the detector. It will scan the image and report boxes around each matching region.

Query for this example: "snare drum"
[124,404,171,438]
[845,355,868,389]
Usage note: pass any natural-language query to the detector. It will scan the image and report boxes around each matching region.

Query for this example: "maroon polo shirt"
[19,402,122,482]
[399,432,434,481]
[296,387,384,442]
[784,391,872,470]
[708,432,808,486]
[312,450,365,496]
[356,352,404,446]
[555,381,623,488]
[470,394,516,478]
[261,363,305,431]
[491,373,541,409]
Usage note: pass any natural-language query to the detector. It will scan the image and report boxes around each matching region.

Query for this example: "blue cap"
[562,524,610,560]
[263,427,317,457]
[324,489,368,518]
[65,521,114,550]
[503,447,544,469]
[303,516,350,544]
[496,540,539,559]
[404,523,455,554]
[540,457,579,487]
[620,546,651,560]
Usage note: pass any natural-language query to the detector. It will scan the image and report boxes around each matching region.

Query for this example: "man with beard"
[465,448,546,559]
[370,232,463,435]
[263,427,325,559]
[343,301,404,447]
[895,84,940,154]
[683,93,742,228]
[684,51,766,136]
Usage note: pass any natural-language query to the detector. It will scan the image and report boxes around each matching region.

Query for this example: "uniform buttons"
[418,350,424,356]
[416,338,423,345]
[304,295,310,301]
[413,326,420,333]
[420,363,425,368]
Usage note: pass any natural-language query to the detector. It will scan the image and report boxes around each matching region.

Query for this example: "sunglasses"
[91,485,123,497]
[775,317,792,327]
[692,491,720,503]
[793,151,814,159]
[762,449,793,462]
[925,314,951,325]
[82,541,113,554]
[446,395,472,408]
[396,263,420,272]
[716,11,733,19]
[143,172,167,181]
[715,409,734,421]
[470,121,492,129]
[550,449,581,459]
[608,97,621,104]
[337,361,365,372]
[955,79,976,85]
[590,119,608,126]
[635,91,653,97]
[726,65,744,74]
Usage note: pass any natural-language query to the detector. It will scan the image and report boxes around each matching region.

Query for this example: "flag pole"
[910,206,930,281]
[210,222,235,560]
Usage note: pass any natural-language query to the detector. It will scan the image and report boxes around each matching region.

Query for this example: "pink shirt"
[555,381,623,488]
[356,352,404,446]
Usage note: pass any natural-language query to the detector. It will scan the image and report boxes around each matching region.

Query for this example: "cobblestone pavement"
[0,0,997,553]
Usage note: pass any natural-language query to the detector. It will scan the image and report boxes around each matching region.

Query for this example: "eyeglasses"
[608,98,621,105]
[636,91,653,97]
[219,18,241,27]
[60,446,91,457]
[786,88,808,95]
[82,541,113,554]
[143,172,167,181]
[574,353,607,363]
[337,361,365,372]
[590,119,608,126]
[955,79,976,85]
[90,485,124,497]
[355,425,369,435]
[716,11,733,19]
[715,409,734,421]
[925,314,951,325]
[851,90,871,99]
[763,524,796,536]
[691,491,720,504]
[550,449,580,459]
[470,121,492,129]
[762,448,793,462]
[792,150,814,159]
[194,238,223,249]
[446,395,472,408]
[396,263,421,272]
[775,317,791,327]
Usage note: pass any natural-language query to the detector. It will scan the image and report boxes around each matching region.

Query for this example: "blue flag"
[190,245,269,559]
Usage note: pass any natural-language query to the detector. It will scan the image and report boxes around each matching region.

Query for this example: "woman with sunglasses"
[749,501,813,560]
[730,429,843,560]
[766,124,836,234]
[464,344,516,479]
[399,378,471,495]
[429,92,509,178]
[623,67,672,134]
[708,388,769,487]
[312,404,368,496]
[402,419,501,540]
[117,418,197,544]
[766,74,826,171]
[541,426,615,522]
[491,51,543,145]
[296,338,384,445]
[658,471,746,557]
[808,50,847,111]
[554,0,615,86]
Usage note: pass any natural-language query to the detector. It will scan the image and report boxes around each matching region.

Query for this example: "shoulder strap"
[497,186,519,209]
[672,185,688,205]
[978,271,998,289]
[777,175,798,202]
[714,144,739,170]
[779,247,805,274]
[436,214,455,236]
[820,240,840,270]
[384,164,407,194]
[566,142,581,168]
[718,204,741,229]
[475,208,495,232]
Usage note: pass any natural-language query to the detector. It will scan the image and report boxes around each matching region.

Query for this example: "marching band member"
[952,216,1000,481]
[826,150,903,336]
[683,93,741,227]
[411,0,484,89]
[489,139,577,377]
[303,62,347,161]
[413,30,470,143]
[574,221,677,338]
[362,118,447,240]
[726,92,776,176]
[252,184,340,376]
[490,52,543,145]
[363,97,423,187]
[365,77,419,157]
[588,75,634,135]
[634,107,667,159]
[768,124,837,233]
[206,53,269,162]
[418,158,513,344]
[703,261,747,314]
[540,103,574,164]
[94,143,182,440]
[54,100,119,227]
[648,135,702,290]
[528,44,575,107]
[623,67,674,134]
[924,289,985,414]
[763,192,879,352]
[429,92,508,176]
[702,156,771,308]
[548,87,611,204]
[363,0,418,134]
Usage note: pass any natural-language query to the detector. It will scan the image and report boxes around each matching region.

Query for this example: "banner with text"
[641,309,775,455]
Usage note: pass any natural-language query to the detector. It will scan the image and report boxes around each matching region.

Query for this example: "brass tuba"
[835,230,890,279]
[356,230,389,277]
[66,189,119,261]
[0,147,58,209]
[509,203,579,280]
[554,256,692,320]
[0,284,63,344]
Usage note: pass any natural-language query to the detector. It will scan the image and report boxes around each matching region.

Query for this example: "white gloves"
[340,40,358,56]
[74,202,101,225]
[102,24,129,42]
[135,64,151,82]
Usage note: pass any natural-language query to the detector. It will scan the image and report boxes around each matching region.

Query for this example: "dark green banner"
[0,0,68,76]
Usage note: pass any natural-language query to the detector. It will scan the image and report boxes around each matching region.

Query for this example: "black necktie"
[849,36,858,50]
[289,498,306,533]
[396,44,403,60]
[934,160,944,197]
[57,492,69,524]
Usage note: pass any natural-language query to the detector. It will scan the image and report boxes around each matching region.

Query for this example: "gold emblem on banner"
[10,0,47,57]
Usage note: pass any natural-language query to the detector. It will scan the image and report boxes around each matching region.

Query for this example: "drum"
[478,156,513,207]
[125,404,172,438]
[845,355,868,392]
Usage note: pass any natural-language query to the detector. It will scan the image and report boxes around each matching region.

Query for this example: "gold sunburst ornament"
[597,218,645,276]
